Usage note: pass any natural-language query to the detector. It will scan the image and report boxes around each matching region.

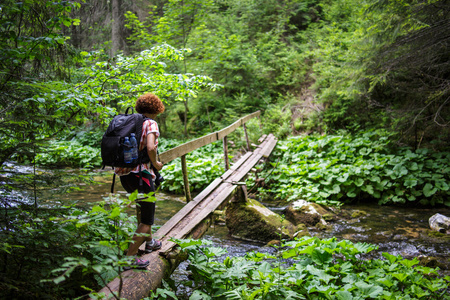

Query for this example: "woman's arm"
[147,132,163,170]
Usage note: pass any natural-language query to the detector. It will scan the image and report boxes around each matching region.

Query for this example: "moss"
[266,240,281,247]
[322,213,335,222]
[315,222,332,231]
[351,210,367,219]
[285,206,321,226]
[427,230,450,240]
[418,256,441,268]
[225,198,301,243]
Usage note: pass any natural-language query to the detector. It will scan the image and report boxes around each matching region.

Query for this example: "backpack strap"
[111,172,116,193]
[125,107,134,115]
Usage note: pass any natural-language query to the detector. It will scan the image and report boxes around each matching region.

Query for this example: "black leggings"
[120,172,156,225]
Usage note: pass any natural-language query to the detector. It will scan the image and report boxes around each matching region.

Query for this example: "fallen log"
[94,215,219,300]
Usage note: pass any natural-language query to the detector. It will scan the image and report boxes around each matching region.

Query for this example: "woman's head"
[135,93,165,115]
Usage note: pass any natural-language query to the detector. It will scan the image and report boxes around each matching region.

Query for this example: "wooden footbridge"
[97,111,277,300]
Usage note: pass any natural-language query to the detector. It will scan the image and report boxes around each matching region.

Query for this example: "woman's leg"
[126,223,152,256]
[120,172,156,255]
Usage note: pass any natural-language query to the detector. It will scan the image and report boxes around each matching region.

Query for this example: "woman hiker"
[115,93,165,269]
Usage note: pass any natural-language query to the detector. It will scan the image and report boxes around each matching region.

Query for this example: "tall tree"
[0,0,83,166]
[111,0,122,56]
[366,0,449,149]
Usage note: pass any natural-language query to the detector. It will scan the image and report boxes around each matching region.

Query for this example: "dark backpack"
[101,107,150,169]
[101,107,153,193]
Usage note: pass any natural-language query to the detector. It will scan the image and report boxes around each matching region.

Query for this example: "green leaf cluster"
[34,139,101,168]
[0,191,156,298]
[262,130,449,206]
[158,236,449,299]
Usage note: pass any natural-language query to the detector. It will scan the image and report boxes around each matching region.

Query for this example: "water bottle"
[123,137,133,164]
[130,133,138,162]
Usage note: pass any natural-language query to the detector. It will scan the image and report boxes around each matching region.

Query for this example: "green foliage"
[34,134,102,168]
[295,0,449,149]
[157,236,449,299]
[261,104,293,139]
[48,191,156,287]
[78,45,221,112]
[262,130,450,206]
[0,0,84,166]
[123,0,318,136]
[0,189,155,299]
[0,207,94,299]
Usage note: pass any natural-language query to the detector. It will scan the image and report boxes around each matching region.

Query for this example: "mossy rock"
[284,200,334,226]
[315,222,332,231]
[427,230,450,240]
[225,198,307,243]
[418,256,441,268]
[351,210,367,219]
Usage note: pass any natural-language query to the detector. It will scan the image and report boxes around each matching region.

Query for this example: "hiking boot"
[145,239,162,253]
[123,257,149,271]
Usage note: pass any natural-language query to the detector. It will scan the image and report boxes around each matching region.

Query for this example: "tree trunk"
[111,0,121,56]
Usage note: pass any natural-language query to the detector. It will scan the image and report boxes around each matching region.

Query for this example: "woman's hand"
[153,161,163,171]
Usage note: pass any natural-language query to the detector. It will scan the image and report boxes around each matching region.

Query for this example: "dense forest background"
[1,0,449,171]
[0,0,449,299]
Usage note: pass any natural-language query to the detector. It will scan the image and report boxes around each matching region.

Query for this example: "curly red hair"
[135,93,165,115]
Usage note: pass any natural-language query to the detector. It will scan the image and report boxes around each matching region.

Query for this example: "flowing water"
[3,166,450,283]
[54,169,450,270]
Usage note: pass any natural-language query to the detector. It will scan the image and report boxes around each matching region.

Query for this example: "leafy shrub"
[153,237,450,299]
[33,129,103,168]
[262,104,292,139]
[262,130,450,206]
[35,139,102,168]
[0,191,155,299]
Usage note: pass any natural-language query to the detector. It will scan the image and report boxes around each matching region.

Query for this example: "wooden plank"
[217,119,242,140]
[159,111,261,164]
[159,137,276,248]
[157,135,276,252]
[159,132,218,164]
[258,134,267,143]
[261,136,278,158]
[220,152,253,177]
[159,183,237,254]
[224,136,275,183]
[173,185,237,238]
[154,198,202,239]
[159,140,275,253]
[241,110,261,124]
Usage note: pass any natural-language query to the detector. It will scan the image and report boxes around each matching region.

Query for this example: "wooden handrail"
[159,110,261,164]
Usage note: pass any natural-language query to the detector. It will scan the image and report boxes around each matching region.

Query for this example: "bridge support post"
[181,155,192,203]
[233,183,248,203]
[223,136,230,170]
[243,123,250,151]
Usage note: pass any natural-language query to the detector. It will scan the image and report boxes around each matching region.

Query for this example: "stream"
[52,169,450,271]
[3,166,450,288]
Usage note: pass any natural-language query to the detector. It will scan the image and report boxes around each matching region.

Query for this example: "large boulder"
[284,199,335,227]
[225,198,308,243]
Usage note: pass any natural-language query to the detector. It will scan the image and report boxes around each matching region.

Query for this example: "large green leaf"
[355,281,383,298]
[423,183,438,197]
[311,248,333,265]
